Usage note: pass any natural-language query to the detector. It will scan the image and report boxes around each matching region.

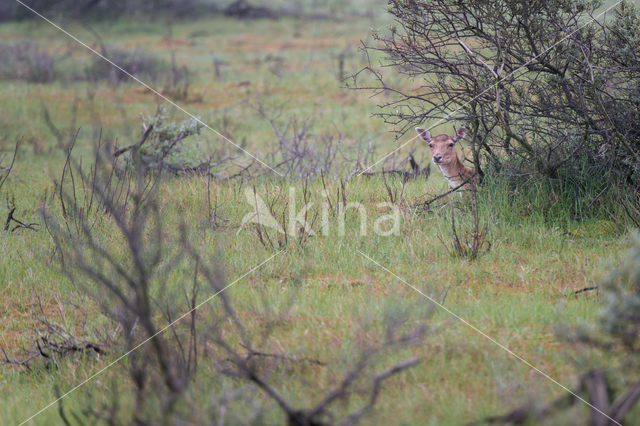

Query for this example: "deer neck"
[437,155,466,188]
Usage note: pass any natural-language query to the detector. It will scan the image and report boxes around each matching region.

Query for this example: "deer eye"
[428,144,433,148]
[448,143,454,148]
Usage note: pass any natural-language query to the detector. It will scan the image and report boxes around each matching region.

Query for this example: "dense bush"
[352,0,640,198]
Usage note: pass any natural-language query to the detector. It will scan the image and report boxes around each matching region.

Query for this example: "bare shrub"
[52,131,150,242]
[42,145,200,422]
[0,140,18,195]
[254,100,425,181]
[242,180,320,250]
[465,369,640,426]
[0,141,38,233]
[0,42,62,83]
[19,137,433,425]
[195,253,431,426]
[359,151,430,181]
[437,188,491,261]
[85,46,162,84]
[256,102,347,178]
[1,292,111,372]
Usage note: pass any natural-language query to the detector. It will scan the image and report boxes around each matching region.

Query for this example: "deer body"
[415,127,477,189]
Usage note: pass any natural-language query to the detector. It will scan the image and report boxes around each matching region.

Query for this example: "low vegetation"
[1,0,639,425]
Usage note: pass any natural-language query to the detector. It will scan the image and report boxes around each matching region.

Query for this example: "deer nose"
[433,155,442,163]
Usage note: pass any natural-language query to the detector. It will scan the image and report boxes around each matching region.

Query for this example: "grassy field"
[1,3,638,425]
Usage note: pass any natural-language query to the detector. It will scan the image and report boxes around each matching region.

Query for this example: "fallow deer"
[415,127,478,190]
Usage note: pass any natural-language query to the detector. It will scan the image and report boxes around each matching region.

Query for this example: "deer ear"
[452,127,466,143]
[415,127,432,143]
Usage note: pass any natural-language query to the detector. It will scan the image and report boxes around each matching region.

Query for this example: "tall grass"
[482,166,630,235]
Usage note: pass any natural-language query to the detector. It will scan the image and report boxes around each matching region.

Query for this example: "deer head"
[415,127,466,166]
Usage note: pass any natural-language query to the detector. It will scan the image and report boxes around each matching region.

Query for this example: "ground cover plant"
[1,0,640,425]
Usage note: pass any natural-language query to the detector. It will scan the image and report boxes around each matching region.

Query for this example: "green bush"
[600,232,640,354]
[124,110,205,173]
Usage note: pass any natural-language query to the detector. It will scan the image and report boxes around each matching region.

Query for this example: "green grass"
[1,8,638,426]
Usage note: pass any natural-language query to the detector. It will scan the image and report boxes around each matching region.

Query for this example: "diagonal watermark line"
[358,0,624,176]
[357,250,622,426]
[18,250,284,426]
[14,0,283,177]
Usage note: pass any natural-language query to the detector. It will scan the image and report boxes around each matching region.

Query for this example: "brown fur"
[415,127,478,189]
